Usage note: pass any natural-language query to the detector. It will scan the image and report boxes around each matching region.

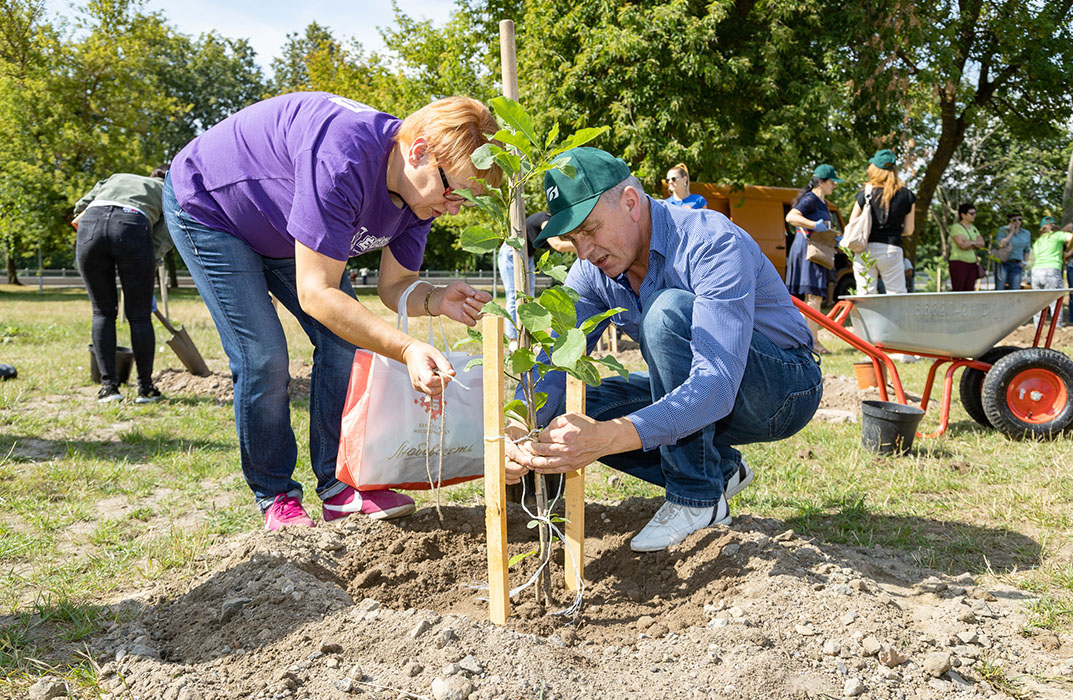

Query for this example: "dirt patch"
[999,322,1073,348]
[154,360,313,403]
[41,502,1070,700]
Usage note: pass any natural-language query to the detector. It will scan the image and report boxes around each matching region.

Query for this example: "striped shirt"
[519,197,812,451]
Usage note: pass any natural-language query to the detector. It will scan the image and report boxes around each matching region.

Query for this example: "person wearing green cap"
[504,147,822,552]
[784,164,844,354]
[847,149,916,296]
[1030,217,1073,328]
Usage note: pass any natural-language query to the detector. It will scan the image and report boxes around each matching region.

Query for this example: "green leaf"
[545,121,560,149]
[504,236,524,250]
[539,287,577,332]
[526,519,540,529]
[580,307,626,335]
[463,357,483,372]
[543,264,569,284]
[551,126,610,157]
[567,359,603,387]
[517,302,552,334]
[492,128,533,159]
[510,346,536,375]
[551,328,585,369]
[550,157,577,179]
[529,329,555,346]
[480,300,514,323]
[533,392,547,415]
[459,225,501,253]
[471,143,501,170]
[596,354,629,379]
[494,150,521,178]
[490,96,538,150]
[509,548,538,567]
[504,399,529,424]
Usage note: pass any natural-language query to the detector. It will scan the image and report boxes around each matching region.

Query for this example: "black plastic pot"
[88,344,135,385]
[861,400,925,456]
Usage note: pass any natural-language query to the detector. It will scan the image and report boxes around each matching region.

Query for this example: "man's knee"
[640,288,694,337]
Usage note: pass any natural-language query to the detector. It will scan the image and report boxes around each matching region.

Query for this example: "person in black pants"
[73,168,171,403]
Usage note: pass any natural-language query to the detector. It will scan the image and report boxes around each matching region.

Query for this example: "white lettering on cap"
[546,185,559,201]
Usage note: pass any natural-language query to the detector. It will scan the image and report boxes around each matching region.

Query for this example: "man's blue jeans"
[561,289,822,508]
[162,178,354,510]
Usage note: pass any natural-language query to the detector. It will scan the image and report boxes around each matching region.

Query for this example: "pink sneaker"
[264,494,315,530]
[322,486,416,522]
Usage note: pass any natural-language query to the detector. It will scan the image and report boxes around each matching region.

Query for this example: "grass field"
[1,283,1072,692]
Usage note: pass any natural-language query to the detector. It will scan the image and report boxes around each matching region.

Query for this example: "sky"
[43,0,455,75]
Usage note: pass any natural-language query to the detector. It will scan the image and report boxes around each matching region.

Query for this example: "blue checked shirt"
[518,198,813,451]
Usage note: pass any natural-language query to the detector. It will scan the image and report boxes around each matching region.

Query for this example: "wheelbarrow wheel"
[959,346,1019,428]
[981,348,1073,439]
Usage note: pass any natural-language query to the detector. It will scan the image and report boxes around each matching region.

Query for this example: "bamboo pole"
[564,376,586,591]
[483,314,509,624]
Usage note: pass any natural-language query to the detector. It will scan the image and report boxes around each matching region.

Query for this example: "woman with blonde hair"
[164,93,501,530]
[846,149,916,295]
[664,163,708,209]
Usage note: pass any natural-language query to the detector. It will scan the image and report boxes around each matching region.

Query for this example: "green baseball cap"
[813,164,843,183]
[869,149,896,170]
[1041,215,1058,228]
[536,147,631,246]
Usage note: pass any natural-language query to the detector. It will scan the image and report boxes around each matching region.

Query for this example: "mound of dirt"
[154,361,312,403]
[72,502,1071,700]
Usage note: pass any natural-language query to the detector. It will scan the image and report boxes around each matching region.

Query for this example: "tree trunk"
[907,105,970,263]
[166,249,178,288]
[6,254,21,285]
[1063,146,1073,226]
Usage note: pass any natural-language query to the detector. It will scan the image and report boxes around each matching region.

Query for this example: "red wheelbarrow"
[794,289,1073,440]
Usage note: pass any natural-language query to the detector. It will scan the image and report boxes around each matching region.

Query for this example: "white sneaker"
[724,458,754,499]
[630,495,730,552]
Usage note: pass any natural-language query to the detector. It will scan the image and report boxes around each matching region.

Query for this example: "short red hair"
[397,97,502,189]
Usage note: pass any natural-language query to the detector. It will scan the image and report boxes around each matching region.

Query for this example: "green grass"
[2,283,1073,691]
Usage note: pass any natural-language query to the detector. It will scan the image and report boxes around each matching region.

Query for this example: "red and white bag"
[336,282,484,491]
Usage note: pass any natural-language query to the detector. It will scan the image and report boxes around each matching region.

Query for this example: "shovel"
[153,309,211,377]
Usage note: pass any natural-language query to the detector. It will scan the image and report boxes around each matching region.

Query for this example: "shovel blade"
[166,328,212,377]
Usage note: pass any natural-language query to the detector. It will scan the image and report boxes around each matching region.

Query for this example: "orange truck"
[664,183,854,303]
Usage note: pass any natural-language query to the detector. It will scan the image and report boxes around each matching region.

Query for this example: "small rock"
[333,678,357,694]
[320,641,343,654]
[861,637,882,657]
[431,675,474,700]
[723,543,740,557]
[796,624,817,636]
[947,669,973,689]
[843,678,866,697]
[458,655,483,675]
[636,615,655,630]
[220,597,251,624]
[957,610,977,624]
[774,529,795,542]
[956,631,978,645]
[347,664,364,679]
[833,584,853,596]
[923,651,953,677]
[325,657,340,669]
[841,611,857,626]
[849,579,869,593]
[878,646,908,668]
[823,640,841,656]
[708,617,729,629]
[607,475,621,488]
[403,661,423,677]
[728,606,745,619]
[28,676,67,700]
[442,663,462,676]
[435,628,456,649]
[411,620,432,638]
[560,629,578,646]
[648,623,669,638]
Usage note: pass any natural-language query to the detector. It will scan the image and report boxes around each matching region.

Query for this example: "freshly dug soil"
[62,502,1071,700]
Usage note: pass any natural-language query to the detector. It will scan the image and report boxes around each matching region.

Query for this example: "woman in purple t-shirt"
[163,93,501,530]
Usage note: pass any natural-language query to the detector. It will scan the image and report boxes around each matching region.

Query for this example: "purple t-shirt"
[170,92,430,268]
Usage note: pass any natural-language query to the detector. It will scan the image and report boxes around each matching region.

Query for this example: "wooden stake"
[483,314,509,624]
[564,376,586,591]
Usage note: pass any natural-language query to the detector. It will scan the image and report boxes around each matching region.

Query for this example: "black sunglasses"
[438,166,475,207]
[667,175,685,183]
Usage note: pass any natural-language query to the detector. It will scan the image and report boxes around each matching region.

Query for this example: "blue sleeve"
[628,235,758,450]
[690,195,708,209]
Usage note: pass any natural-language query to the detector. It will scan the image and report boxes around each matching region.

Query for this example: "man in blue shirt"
[506,148,822,552]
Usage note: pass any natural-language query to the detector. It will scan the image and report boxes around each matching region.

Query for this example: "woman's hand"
[431,282,492,327]
[400,341,455,396]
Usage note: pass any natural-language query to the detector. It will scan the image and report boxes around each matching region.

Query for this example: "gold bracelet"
[424,286,437,316]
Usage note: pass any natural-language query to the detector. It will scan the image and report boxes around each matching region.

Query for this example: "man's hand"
[526,413,640,474]
[433,282,492,327]
[502,420,533,485]
[400,341,454,396]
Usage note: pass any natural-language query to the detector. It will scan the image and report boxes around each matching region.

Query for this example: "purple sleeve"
[387,220,431,271]
[287,149,361,261]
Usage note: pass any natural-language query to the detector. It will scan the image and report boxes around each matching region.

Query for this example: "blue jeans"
[997,260,1024,291]
[553,288,822,508]
[162,177,354,510]
[1067,261,1073,323]
[497,245,535,340]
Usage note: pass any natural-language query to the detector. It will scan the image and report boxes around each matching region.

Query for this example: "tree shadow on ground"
[0,432,230,463]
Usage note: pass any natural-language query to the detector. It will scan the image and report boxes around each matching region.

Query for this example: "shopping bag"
[336,282,484,491]
[802,227,836,269]
[842,184,873,254]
